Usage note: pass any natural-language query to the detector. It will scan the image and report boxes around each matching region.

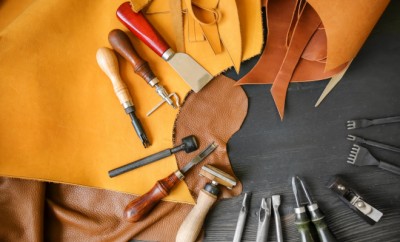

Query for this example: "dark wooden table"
[204,2,400,241]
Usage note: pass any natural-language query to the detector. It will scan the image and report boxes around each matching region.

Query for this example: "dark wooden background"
[203,1,400,241]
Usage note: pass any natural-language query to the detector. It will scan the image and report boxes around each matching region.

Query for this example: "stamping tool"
[176,165,237,242]
[256,197,272,242]
[233,192,252,242]
[347,135,400,153]
[108,29,180,116]
[272,195,283,242]
[108,135,198,177]
[346,115,400,130]
[347,144,400,175]
[292,176,337,242]
[327,176,383,225]
[124,142,217,222]
[96,47,150,148]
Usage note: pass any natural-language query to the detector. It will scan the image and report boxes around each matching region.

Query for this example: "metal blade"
[180,142,217,174]
[168,53,213,93]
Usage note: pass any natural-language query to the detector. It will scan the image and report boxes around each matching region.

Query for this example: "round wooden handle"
[96,47,133,105]
[116,2,170,57]
[108,29,156,84]
[176,189,217,242]
[124,172,181,222]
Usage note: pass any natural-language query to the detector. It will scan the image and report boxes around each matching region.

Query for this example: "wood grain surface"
[203,2,400,242]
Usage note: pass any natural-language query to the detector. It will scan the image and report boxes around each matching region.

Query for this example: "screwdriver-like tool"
[96,47,150,148]
[124,142,218,222]
[108,29,179,116]
[292,176,314,242]
[292,176,337,242]
[233,192,251,242]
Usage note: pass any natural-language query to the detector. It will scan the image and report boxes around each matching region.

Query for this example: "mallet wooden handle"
[176,189,217,242]
[108,29,156,85]
[124,171,182,222]
[96,47,133,106]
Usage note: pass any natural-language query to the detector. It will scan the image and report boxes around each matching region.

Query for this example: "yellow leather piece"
[307,0,390,70]
[0,0,262,204]
[129,0,152,13]
[0,0,193,204]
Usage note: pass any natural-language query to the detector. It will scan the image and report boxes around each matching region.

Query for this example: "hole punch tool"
[292,176,337,242]
[346,115,400,130]
[347,144,400,176]
[108,29,180,116]
[124,142,217,222]
[176,165,237,242]
[327,176,383,225]
[108,135,198,177]
[256,197,272,242]
[96,47,150,148]
[347,135,400,154]
[233,192,252,242]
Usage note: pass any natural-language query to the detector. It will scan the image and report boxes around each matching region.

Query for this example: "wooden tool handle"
[96,47,133,105]
[124,171,182,222]
[176,189,217,242]
[117,2,170,57]
[108,29,156,84]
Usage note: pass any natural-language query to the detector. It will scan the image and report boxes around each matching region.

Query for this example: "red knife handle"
[117,2,170,58]
[123,170,183,222]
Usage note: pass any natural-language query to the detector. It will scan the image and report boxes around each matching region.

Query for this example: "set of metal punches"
[232,174,385,242]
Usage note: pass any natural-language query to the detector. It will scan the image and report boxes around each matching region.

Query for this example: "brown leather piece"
[174,75,248,200]
[0,75,248,242]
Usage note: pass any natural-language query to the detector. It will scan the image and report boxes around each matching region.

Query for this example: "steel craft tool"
[233,192,251,242]
[272,195,283,242]
[96,47,150,148]
[124,142,217,222]
[256,198,272,242]
[108,135,198,177]
[292,176,337,242]
[347,135,400,153]
[108,29,180,116]
[116,2,213,93]
[347,115,400,130]
[347,144,400,175]
[327,176,383,225]
[176,165,237,242]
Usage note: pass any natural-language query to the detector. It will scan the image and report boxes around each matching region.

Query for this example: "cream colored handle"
[176,189,217,242]
[96,47,133,106]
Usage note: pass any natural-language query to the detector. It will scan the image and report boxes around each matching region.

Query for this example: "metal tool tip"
[347,135,356,141]
[272,195,281,206]
[242,192,252,207]
[141,134,151,148]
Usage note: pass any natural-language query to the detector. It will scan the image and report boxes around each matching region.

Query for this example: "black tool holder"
[327,176,383,225]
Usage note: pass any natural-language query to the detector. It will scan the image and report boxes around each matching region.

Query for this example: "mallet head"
[200,165,237,189]
[181,135,198,153]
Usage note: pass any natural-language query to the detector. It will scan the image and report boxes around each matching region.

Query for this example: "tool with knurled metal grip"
[124,142,217,222]
[108,135,198,177]
[176,165,237,242]
[108,29,180,116]
[96,47,150,148]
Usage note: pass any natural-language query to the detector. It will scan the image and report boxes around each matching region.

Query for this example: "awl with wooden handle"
[124,142,218,222]
[116,2,213,93]
[96,47,150,148]
[108,29,180,116]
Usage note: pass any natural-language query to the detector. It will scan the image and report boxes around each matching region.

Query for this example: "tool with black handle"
[124,142,217,222]
[108,135,198,177]
[108,29,179,116]
[293,176,337,242]
[176,165,237,242]
[96,47,150,148]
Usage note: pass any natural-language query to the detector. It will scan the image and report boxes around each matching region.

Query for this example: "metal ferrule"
[148,77,159,87]
[307,203,319,212]
[161,48,175,61]
[155,84,174,106]
[122,101,133,109]
[174,170,185,180]
[294,207,306,214]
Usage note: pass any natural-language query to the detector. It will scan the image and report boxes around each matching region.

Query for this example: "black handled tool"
[109,135,198,177]
[292,176,337,242]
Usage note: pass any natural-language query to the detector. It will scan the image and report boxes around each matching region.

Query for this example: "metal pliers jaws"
[327,176,383,225]
[292,176,337,242]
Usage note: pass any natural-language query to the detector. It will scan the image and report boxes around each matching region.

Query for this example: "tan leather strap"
[270,3,321,120]
[170,0,185,52]
[130,0,153,13]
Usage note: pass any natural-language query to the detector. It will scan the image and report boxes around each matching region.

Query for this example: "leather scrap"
[173,75,248,199]
[129,0,152,13]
